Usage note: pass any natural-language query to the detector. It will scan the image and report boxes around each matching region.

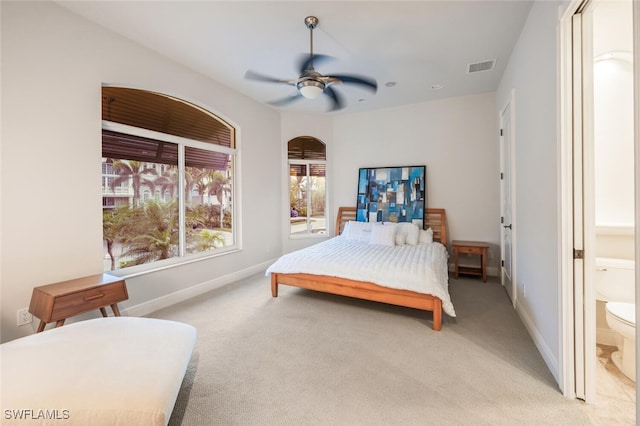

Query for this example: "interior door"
[500,94,515,305]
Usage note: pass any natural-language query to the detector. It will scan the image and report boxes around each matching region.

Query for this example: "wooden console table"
[29,273,128,333]
[452,240,489,282]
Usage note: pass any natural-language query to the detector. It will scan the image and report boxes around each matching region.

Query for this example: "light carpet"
[149,273,594,425]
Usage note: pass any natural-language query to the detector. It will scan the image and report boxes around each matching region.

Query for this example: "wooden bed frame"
[271,207,448,331]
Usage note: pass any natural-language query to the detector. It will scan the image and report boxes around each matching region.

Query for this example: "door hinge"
[574,249,584,259]
[500,129,504,136]
[500,216,504,224]
[501,260,504,267]
[500,172,504,180]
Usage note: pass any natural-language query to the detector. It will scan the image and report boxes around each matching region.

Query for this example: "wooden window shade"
[102,130,229,170]
[102,86,234,148]
[288,136,326,160]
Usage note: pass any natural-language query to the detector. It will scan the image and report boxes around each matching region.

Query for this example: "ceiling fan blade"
[245,70,295,86]
[298,54,334,73]
[269,92,304,107]
[323,86,344,111]
[329,74,377,92]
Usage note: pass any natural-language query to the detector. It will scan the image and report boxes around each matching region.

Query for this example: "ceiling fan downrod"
[304,16,318,70]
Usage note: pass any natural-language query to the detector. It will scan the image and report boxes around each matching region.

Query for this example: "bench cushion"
[1,317,196,425]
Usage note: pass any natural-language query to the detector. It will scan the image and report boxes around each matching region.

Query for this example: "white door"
[571,9,589,400]
[500,93,515,305]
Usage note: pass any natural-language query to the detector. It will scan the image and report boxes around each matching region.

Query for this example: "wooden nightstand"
[452,240,489,282]
[29,273,128,333]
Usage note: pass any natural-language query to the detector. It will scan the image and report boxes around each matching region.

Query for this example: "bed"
[0,317,196,425]
[267,207,455,330]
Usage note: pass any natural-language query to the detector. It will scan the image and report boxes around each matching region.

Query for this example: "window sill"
[105,246,241,280]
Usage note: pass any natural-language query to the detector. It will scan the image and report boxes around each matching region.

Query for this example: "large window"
[288,137,326,236]
[102,86,236,272]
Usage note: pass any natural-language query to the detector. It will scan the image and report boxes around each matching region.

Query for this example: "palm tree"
[154,166,179,201]
[110,160,158,207]
[207,171,229,227]
[290,174,307,214]
[184,167,202,204]
[103,211,117,269]
[119,199,179,266]
[103,206,130,270]
[207,171,227,204]
[191,169,212,205]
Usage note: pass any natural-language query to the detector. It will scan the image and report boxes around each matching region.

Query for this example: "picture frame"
[356,165,426,228]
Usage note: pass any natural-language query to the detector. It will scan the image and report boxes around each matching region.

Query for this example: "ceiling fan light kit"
[244,15,377,111]
[298,80,325,99]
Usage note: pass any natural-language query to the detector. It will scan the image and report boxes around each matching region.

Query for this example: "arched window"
[101,86,237,272]
[288,136,327,236]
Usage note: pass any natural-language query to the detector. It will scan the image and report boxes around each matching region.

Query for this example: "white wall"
[0,1,282,342]
[593,0,634,228]
[332,93,501,262]
[496,1,564,382]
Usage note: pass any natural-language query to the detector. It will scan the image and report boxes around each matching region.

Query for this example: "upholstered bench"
[0,317,196,425]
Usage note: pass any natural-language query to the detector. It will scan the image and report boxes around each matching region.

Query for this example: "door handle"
[503,224,512,230]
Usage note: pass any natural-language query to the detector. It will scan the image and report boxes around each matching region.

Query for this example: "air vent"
[467,59,496,74]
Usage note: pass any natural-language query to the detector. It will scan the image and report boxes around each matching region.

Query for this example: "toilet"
[595,257,636,381]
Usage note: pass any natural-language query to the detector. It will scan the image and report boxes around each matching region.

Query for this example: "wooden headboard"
[335,207,447,247]
[335,207,357,236]
[425,208,447,247]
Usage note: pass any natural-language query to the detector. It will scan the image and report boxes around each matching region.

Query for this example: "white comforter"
[266,236,455,316]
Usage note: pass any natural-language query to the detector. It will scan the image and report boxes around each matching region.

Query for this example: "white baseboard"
[516,301,560,384]
[123,259,275,317]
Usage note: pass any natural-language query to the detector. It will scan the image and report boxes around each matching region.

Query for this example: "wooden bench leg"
[271,274,278,297]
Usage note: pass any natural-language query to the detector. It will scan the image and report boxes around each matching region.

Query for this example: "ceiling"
[57,0,534,115]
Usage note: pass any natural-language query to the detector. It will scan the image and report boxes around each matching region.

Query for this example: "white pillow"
[341,220,352,236]
[343,221,371,243]
[418,228,434,244]
[342,220,356,238]
[396,222,420,245]
[370,222,397,246]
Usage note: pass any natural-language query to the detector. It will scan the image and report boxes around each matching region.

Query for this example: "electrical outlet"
[17,308,33,326]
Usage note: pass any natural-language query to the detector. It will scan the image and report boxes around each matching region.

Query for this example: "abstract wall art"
[356,165,426,228]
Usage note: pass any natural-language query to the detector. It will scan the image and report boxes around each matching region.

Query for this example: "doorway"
[560,0,637,417]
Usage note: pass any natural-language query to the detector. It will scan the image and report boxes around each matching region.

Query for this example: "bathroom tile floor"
[585,344,635,425]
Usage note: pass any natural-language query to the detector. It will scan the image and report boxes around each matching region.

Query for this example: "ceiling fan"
[245,16,377,111]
